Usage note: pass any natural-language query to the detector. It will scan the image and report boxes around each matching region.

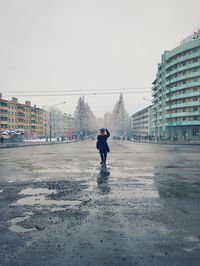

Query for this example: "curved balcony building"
[152,29,200,142]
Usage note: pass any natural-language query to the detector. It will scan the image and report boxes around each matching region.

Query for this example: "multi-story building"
[131,106,153,137]
[59,113,75,137]
[0,93,47,138]
[152,28,200,142]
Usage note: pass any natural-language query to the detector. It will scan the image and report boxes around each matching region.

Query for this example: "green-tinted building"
[152,29,200,142]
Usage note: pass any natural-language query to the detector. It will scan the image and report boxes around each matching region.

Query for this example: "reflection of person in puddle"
[96,128,110,165]
[97,167,111,194]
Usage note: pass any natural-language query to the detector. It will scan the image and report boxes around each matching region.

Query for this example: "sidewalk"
[129,139,200,145]
[0,139,78,149]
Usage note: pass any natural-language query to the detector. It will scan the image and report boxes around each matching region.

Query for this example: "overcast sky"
[0,0,200,117]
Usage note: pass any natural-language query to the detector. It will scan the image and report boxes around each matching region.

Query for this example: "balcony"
[166,51,200,69]
[1,116,9,121]
[165,72,200,86]
[0,102,8,107]
[18,112,25,117]
[165,62,200,78]
[0,109,8,114]
[165,120,200,126]
[18,118,25,123]
[165,82,200,94]
[165,111,200,118]
[165,101,200,110]
[0,124,9,128]
[165,91,200,101]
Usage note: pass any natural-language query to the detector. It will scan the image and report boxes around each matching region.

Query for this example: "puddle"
[8,212,37,233]
[183,247,197,253]
[12,187,81,207]
[0,189,3,193]
[19,188,56,196]
[50,206,79,212]
[13,195,81,206]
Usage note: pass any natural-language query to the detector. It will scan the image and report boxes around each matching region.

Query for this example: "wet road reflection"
[97,165,111,194]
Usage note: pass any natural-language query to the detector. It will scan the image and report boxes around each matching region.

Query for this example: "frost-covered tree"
[74,97,97,136]
[109,93,130,135]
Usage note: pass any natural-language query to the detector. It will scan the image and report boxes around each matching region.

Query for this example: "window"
[182,129,187,135]
[183,117,186,121]
[182,108,186,112]
[193,107,198,111]
[193,116,197,120]
[193,128,199,136]
[193,97,198,101]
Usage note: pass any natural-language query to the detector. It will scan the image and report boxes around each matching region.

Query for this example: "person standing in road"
[96,128,110,165]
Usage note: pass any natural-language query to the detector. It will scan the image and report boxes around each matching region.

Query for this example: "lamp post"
[44,102,66,142]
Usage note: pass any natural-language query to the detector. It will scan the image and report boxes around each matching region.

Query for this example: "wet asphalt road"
[0,140,200,266]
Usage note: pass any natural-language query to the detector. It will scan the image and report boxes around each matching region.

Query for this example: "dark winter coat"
[96,129,110,153]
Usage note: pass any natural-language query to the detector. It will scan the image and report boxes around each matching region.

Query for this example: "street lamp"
[44,102,66,142]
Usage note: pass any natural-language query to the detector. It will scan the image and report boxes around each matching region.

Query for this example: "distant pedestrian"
[96,128,110,165]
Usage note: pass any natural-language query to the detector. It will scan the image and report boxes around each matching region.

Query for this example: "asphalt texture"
[0,140,200,266]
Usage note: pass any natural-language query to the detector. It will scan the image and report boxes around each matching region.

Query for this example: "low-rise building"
[0,93,47,138]
[59,113,75,137]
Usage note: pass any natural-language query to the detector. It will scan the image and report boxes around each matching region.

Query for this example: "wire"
[3,91,151,97]
[3,87,151,94]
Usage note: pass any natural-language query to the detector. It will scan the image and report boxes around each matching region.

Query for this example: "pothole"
[19,187,56,196]
[12,187,81,207]
[8,212,37,233]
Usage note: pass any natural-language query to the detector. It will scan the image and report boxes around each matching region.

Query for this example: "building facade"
[59,113,75,137]
[0,93,47,138]
[131,106,153,138]
[152,29,200,142]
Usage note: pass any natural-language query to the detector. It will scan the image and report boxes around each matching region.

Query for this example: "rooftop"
[180,27,200,45]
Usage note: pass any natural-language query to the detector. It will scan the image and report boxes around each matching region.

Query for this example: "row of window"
[167,57,200,73]
[9,106,44,114]
[168,107,199,113]
[168,116,199,122]
[168,87,199,97]
[167,67,200,81]
[7,112,45,118]
[0,102,44,114]
[167,77,200,89]
[167,47,200,64]
[8,119,45,124]
[169,97,199,105]
[8,125,46,131]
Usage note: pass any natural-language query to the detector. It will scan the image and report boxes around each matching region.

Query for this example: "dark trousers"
[100,152,107,163]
